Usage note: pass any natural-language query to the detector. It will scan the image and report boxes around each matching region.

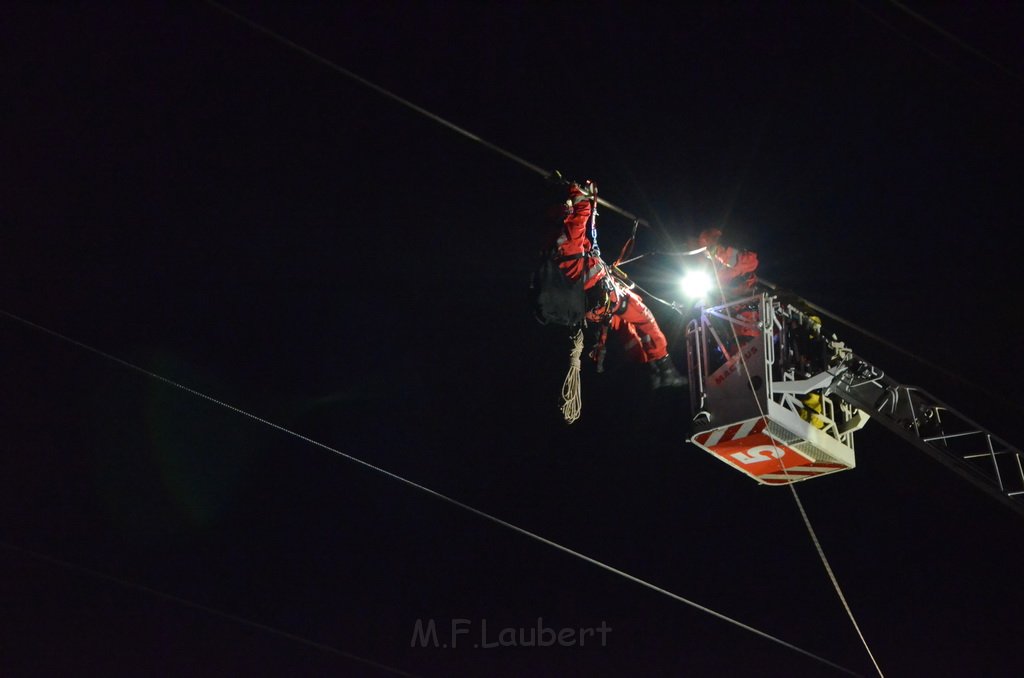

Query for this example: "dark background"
[3,2,1024,676]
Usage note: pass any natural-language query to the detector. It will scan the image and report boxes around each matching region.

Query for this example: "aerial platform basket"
[685,292,868,486]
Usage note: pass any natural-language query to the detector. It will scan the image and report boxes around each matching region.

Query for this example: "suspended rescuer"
[532,179,686,389]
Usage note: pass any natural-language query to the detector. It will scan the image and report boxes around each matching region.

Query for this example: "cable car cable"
[201,0,650,229]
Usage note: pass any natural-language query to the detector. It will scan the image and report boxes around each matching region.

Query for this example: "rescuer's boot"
[650,355,687,389]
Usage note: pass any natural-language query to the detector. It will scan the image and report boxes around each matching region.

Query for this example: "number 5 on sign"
[731,446,785,465]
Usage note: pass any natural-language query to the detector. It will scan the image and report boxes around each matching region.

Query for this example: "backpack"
[529,250,586,327]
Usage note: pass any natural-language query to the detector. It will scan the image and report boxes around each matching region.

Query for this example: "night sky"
[4,2,1024,677]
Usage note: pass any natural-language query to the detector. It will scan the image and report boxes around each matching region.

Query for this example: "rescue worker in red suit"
[549,181,685,389]
[698,227,760,340]
[698,227,759,295]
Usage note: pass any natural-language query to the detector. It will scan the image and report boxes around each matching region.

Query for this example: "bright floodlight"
[680,270,713,299]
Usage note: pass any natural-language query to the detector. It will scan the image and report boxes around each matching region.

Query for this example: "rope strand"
[788,487,886,677]
[707,265,884,676]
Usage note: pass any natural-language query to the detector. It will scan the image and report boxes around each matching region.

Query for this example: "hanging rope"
[561,328,584,424]
[788,486,886,678]
[0,308,859,676]
[706,262,885,677]
[612,220,639,267]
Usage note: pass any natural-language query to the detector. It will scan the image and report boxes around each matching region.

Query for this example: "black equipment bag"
[529,250,586,327]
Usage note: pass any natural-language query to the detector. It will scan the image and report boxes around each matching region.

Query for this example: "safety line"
[0,540,420,677]
[0,309,859,677]
[200,0,650,228]
[787,487,886,678]
[705,266,884,677]
[616,246,708,268]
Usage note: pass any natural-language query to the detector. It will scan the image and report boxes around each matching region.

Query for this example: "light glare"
[680,270,713,299]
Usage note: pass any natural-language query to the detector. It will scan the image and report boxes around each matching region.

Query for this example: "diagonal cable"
[883,0,1023,82]
[1,308,859,677]
[200,0,650,227]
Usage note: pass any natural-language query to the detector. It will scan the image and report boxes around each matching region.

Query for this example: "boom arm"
[829,354,1024,518]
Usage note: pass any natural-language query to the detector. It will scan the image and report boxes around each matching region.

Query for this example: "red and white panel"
[691,418,851,485]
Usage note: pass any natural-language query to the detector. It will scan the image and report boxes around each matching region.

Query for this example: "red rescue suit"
[698,228,759,291]
[549,184,669,363]
[698,228,760,338]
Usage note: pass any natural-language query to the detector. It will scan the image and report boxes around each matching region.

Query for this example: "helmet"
[698,228,722,249]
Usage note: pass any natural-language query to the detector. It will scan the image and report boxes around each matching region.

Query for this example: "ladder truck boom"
[829,350,1024,517]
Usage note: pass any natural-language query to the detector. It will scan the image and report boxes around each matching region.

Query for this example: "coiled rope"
[561,328,584,423]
